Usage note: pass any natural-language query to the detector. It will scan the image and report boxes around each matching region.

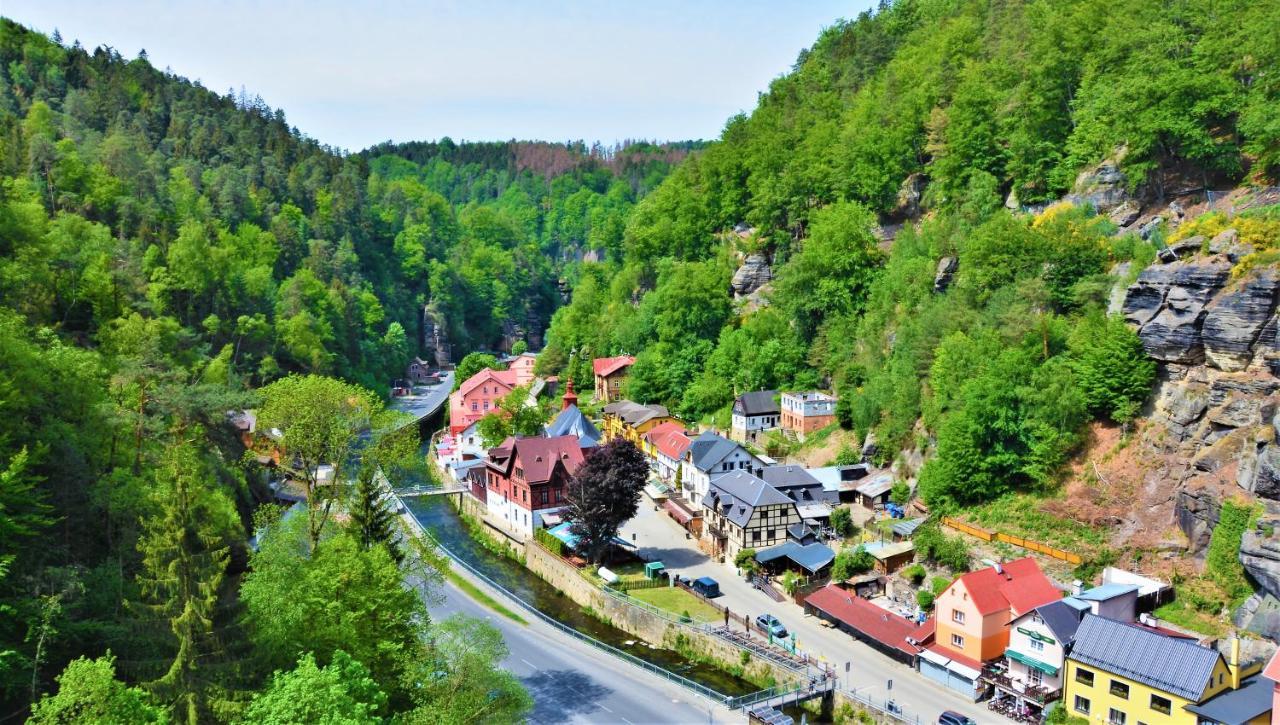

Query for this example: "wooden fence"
[941,517,1083,565]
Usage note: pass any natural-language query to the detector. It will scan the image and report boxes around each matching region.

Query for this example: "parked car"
[691,576,721,598]
[937,711,976,725]
[755,613,788,639]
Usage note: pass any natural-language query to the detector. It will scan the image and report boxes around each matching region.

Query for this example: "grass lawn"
[584,560,648,586]
[629,586,722,623]
[444,568,527,625]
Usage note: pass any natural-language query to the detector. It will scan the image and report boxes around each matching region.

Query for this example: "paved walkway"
[621,498,992,724]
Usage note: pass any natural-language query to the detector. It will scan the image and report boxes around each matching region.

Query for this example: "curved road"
[428,554,734,724]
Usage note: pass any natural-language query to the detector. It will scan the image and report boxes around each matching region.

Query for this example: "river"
[403,495,758,698]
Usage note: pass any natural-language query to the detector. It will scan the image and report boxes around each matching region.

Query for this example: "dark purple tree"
[565,439,649,564]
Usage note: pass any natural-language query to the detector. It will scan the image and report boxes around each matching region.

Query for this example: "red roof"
[925,644,984,672]
[507,435,584,484]
[1263,649,1280,684]
[458,367,518,397]
[645,422,691,459]
[593,355,635,378]
[954,558,1060,617]
[805,585,928,657]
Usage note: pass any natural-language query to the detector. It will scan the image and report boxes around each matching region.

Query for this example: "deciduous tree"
[565,440,648,563]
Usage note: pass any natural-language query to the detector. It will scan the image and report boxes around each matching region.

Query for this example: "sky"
[4,1,872,152]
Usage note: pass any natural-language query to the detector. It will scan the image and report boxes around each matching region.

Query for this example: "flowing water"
[404,495,758,697]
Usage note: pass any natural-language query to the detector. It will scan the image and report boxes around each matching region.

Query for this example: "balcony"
[980,662,1059,706]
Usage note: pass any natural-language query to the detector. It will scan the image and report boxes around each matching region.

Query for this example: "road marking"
[620,718,635,724]
[598,704,613,713]
[520,658,538,670]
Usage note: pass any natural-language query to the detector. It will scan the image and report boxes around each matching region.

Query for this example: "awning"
[541,512,563,526]
[920,648,981,681]
[663,499,695,525]
[919,649,951,667]
[1004,649,1058,676]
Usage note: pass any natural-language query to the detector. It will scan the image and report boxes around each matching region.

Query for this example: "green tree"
[451,352,502,392]
[831,546,874,581]
[258,375,382,551]
[133,438,238,724]
[403,616,532,724]
[565,440,649,563]
[29,654,165,724]
[244,650,387,725]
[349,465,403,564]
[829,507,856,539]
[510,340,528,356]
[1069,312,1155,423]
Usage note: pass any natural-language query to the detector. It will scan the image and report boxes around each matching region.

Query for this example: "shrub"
[829,507,856,539]
[902,563,926,586]
[534,527,567,558]
[916,590,935,610]
[930,576,951,595]
[735,548,760,575]
[890,482,911,506]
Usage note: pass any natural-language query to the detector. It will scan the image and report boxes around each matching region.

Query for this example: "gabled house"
[984,582,1140,719]
[601,400,674,445]
[448,367,518,434]
[680,431,766,507]
[482,435,584,535]
[759,465,836,524]
[1065,616,1268,725]
[406,357,436,384]
[647,424,692,484]
[507,352,538,386]
[922,558,1061,700]
[780,391,837,439]
[730,390,780,443]
[593,355,635,403]
[701,470,800,562]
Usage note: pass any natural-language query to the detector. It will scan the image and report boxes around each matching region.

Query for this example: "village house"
[405,356,436,385]
[730,390,780,443]
[448,367,519,434]
[600,400,674,445]
[983,583,1139,720]
[759,464,836,524]
[507,352,538,386]
[1064,616,1269,725]
[805,585,933,666]
[646,424,692,484]
[680,430,766,507]
[701,470,800,562]
[593,355,635,403]
[922,558,1061,700]
[482,435,584,536]
[780,391,837,439]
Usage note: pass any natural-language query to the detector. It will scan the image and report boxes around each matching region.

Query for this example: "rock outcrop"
[1241,526,1280,603]
[1202,269,1280,372]
[1069,161,1129,212]
[731,253,772,298]
[934,257,958,293]
[1123,256,1233,363]
[895,174,926,219]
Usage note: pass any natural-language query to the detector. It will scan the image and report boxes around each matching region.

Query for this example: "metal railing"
[841,686,923,724]
[396,495,746,708]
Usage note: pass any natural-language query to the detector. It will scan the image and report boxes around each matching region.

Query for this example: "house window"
[951,609,965,624]
[1075,668,1094,687]
[1029,639,1045,652]
[951,633,964,648]
[1107,708,1126,725]
[1028,669,1042,687]
[483,401,490,411]
[1149,695,1171,715]
[1074,696,1090,715]
[752,531,760,543]
[768,529,776,541]
[1109,680,1129,699]
[471,402,478,411]
[540,490,549,505]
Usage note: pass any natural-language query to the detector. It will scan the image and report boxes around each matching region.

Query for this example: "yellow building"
[600,400,675,445]
[1063,615,1268,725]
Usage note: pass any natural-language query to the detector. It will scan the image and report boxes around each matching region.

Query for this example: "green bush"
[930,576,951,595]
[829,507,857,539]
[902,563,926,586]
[916,590,936,610]
[534,528,567,558]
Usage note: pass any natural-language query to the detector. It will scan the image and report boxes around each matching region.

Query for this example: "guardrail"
[841,686,923,724]
[395,495,744,708]
[941,516,1083,565]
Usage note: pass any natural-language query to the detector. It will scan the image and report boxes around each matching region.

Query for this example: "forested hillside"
[540,0,1280,509]
[0,17,685,720]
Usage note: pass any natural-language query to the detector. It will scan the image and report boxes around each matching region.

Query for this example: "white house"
[680,431,766,507]
[730,390,780,443]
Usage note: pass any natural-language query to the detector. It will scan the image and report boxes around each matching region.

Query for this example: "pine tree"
[134,438,237,724]
[350,465,403,564]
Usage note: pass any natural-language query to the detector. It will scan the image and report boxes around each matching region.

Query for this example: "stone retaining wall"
[522,537,803,688]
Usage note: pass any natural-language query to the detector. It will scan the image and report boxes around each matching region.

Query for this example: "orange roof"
[954,558,1060,617]
[458,367,518,397]
[593,355,635,377]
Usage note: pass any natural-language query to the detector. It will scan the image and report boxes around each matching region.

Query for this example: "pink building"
[448,367,518,434]
[508,352,537,386]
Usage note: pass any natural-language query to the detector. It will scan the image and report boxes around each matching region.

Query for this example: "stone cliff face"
[1121,240,1280,615]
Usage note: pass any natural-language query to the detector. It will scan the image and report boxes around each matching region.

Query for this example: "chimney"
[1230,636,1242,690]
[561,378,578,411]
[1072,580,1083,596]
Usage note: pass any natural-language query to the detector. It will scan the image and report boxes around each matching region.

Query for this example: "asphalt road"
[427,555,736,724]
